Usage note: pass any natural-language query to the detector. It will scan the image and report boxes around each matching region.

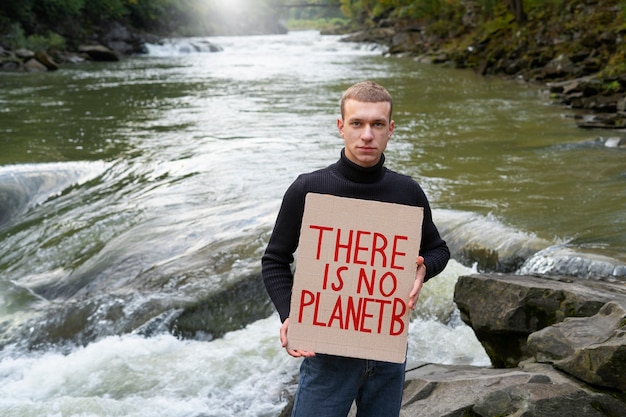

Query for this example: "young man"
[262,81,450,416]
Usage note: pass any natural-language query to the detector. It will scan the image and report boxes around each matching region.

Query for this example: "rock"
[192,40,222,52]
[541,53,580,79]
[453,273,626,368]
[518,246,626,279]
[78,45,120,62]
[576,112,626,129]
[397,362,625,417]
[0,54,23,72]
[604,137,626,148]
[528,301,626,392]
[14,48,35,59]
[23,58,48,72]
[34,50,59,71]
[98,20,147,55]
[340,27,395,44]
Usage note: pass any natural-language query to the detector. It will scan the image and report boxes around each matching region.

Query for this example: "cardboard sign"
[288,193,424,363]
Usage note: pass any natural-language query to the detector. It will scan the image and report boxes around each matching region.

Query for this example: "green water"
[1,34,624,270]
[0,30,623,417]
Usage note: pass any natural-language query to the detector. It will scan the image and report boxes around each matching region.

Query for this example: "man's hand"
[408,256,426,310]
[280,318,316,358]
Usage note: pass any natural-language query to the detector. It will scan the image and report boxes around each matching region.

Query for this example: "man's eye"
[351,122,361,127]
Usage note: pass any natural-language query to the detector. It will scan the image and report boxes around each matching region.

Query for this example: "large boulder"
[528,301,626,392]
[398,272,626,416]
[453,273,624,368]
[398,362,625,417]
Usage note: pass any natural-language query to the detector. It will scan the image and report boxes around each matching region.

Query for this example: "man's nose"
[362,125,374,140]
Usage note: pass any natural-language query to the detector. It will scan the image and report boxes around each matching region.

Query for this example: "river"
[0,30,624,417]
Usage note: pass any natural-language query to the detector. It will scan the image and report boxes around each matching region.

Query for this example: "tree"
[508,0,526,23]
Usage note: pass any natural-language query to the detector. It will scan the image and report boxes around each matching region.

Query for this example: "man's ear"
[337,118,344,136]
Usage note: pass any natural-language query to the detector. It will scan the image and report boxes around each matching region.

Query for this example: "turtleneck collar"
[334,148,386,184]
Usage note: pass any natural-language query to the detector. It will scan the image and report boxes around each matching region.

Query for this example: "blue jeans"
[291,354,406,417]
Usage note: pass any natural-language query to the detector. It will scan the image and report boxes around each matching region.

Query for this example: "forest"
[0,0,576,50]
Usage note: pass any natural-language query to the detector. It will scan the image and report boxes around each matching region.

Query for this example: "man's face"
[337,99,394,168]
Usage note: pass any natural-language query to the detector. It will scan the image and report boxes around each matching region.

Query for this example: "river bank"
[5,2,626,134]
[339,1,626,131]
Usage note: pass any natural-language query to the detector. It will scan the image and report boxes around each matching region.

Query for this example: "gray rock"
[528,301,626,392]
[604,136,626,148]
[398,362,625,417]
[78,45,120,62]
[453,273,622,367]
[34,50,59,70]
[23,58,48,72]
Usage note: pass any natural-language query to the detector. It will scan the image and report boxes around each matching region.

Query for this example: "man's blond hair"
[340,81,393,119]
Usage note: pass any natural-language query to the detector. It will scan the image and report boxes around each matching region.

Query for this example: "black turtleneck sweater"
[262,149,450,322]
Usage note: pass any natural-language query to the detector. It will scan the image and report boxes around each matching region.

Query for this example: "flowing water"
[0,31,625,416]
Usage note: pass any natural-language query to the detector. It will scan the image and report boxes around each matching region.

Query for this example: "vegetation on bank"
[1,0,626,88]
[0,0,289,50]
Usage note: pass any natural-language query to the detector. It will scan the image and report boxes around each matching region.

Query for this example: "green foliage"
[602,48,626,79]
[32,0,84,22]
[25,31,66,51]
[604,80,621,91]
[124,0,174,32]
[0,0,37,23]
[0,21,66,51]
[82,0,128,20]
[0,22,27,50]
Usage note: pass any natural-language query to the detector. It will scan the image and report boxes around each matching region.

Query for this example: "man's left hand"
[408,256,425,310]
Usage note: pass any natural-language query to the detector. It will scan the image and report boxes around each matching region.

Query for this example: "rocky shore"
[276,273,626,416]
[340,1,626,134]
[0,20,222,73]
[0,21,146,71]
[445,273,625,416]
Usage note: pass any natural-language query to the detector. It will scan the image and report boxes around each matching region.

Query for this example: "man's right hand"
[280,318,316,358]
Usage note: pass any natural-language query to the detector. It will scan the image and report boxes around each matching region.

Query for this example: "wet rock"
[541,54,581,79]
[340,27,396,44]
[544,75,626,128]
[1,49,60,72]
[98,20,149,55]
[34,50,59,71]
[0,51,23,71]
[518,246,626,279]
[397,362,625,417]
[576,112,626,129]
[78,44,120,62]
[453,273,626,368]
[191,40,223,53]
[14,48,34,59]
[604,136,626,148]
[23,58,48,72]
[528,301,626,392]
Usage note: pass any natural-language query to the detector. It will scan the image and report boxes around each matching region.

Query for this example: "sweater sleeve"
[261,177,307,322]
[418,193,450,281]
